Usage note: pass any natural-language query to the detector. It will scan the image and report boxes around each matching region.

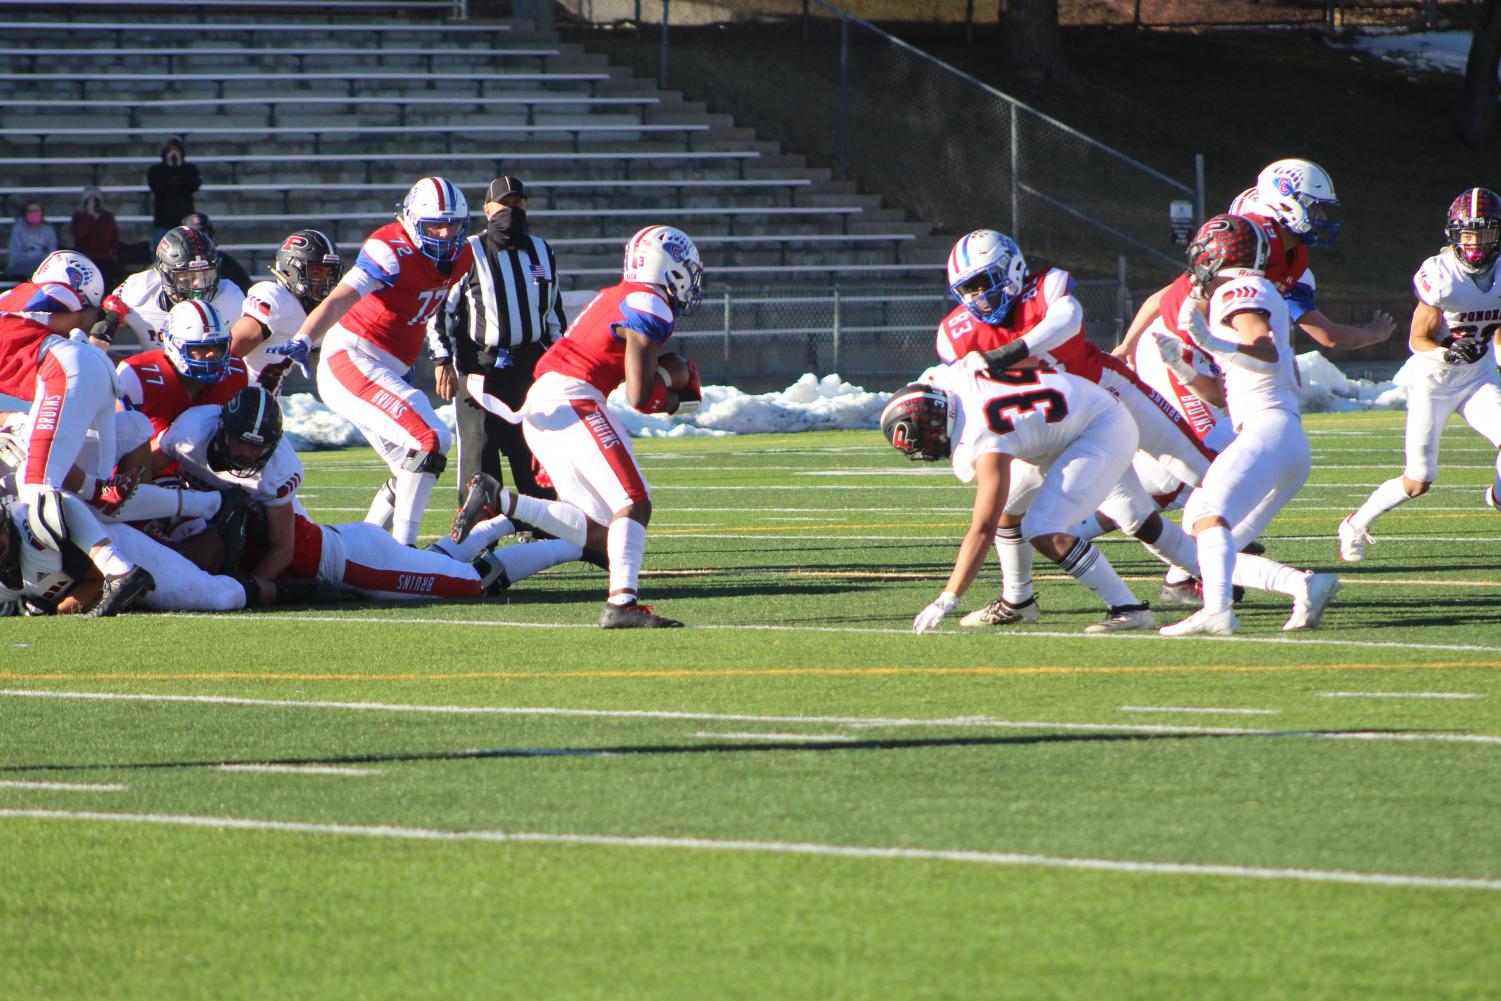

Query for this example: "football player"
[519,225,705,629]
[1339,188,1501,559]
[269,177,473,547]
[229,229,343,393]
[102,225,245,349]
[118,299,248,437]
[884,358,1156,635]
[0,491,155,617]
[0,251,107,410]
[1159,216,1341,636]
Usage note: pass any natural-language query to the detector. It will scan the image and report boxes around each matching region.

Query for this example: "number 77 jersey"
[934,361,1126,483]
[339,222,473,368]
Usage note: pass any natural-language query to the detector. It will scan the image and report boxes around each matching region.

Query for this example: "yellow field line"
[2,661,1497,684]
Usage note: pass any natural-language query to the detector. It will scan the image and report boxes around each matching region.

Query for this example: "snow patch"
[1345,30,1476,76]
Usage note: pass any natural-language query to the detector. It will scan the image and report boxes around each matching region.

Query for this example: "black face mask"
[486,207,528,247]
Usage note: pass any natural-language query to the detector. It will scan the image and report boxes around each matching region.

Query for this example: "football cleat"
[1485,486,1501,513]
[451,472,503,544]
[473,552,511,594]
[599,601,683,629]
[89,467,143,517]
[1240,539,1266,556]
[1337,514,1372,562]
[1157,578,1201,606]
[84,566,155,618]
[1159,607,1239,637]
[959,595,1040,627]
[1284,572,1341,632]
[1083,603,1155,634]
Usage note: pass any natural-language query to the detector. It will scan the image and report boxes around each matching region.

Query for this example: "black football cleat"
[599,602,683,629]
[473,553,511,594]
[451,473,503,544]
[84,566,155,617]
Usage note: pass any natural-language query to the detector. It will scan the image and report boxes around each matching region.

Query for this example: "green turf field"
[3,410,1499,1000]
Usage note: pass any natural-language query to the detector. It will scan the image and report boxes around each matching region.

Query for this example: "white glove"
[1153,329,1199,384]
[912,591,958,635]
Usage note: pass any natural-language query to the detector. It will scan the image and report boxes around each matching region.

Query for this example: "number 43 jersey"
[341,222,473,369]
[1413,248,1501,385]
[934,360,1126,484]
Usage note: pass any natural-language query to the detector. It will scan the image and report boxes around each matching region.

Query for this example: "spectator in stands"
[429,175,567,502]
[6,199,58,278]
[70,187,123,290]
[147,136,200,243]
[182,211,252,291]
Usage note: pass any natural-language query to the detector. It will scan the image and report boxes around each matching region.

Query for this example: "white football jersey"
[238,281,309,387]
[936,360,1123,484]
[113,269,245,347]
[1412,249,1501,383]
[3,500,79,609]
[1207,277,1299,422]
[158,403,304,506]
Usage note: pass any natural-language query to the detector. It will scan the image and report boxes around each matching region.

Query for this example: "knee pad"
[401,449,448,476]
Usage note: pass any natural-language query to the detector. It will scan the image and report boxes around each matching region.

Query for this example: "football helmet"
[622,225,704,317]
[1186,214,1269,293]
[880,383,951,462]
[1445,187,1501,273]
[397,176,469,264]
[1227,187,1261,216]
[210,386,283,477]
[947,230,1027,324]
[155,225,220,303]
[32,250,103,308]
[270,229,343,308]
[1254,158,1339,247]
[161,299,232,383]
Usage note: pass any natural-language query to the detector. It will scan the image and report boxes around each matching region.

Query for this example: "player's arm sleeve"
[348,238,400,293]
[1019,271,1083,356]
[1284,275,1317,323]
[616,290,675,344]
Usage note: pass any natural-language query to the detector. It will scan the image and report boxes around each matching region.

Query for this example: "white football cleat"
[1337,514,1372,562]
[959,595,1041,627]
[1159,607,1238,637]
[1485,486,1501,513]
[1083,603,1154,633]
[1283,572,1341,632]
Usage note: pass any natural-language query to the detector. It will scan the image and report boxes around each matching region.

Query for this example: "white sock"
[366,476,397,530]
[1054,537,1136,609]
[606,517,647,604]
[392,470,437,546]
[1141,517,1199,577]
[107,484,220,522]
[1231,554,1305,597]
[1492,451,1501,503]
[509,492,590,548]
[1163,564,1195,585]
[496,538,582,585]
[1196,525,1235,614]
[92,544,133,578]
[1069,513,1107,542]
[1351,477,1411,530]
[996,525,1034,605]
[439,514,516,562]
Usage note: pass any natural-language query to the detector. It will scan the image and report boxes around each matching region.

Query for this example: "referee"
[429,176,567,501]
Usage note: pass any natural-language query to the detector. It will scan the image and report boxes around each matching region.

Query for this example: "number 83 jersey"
[935,360,1125,484]
[1413,249,1501,385]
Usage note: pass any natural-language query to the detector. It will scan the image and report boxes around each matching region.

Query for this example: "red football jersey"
[935,268,1105,382]
[1243,213,1310,293]
[118,349,249,437]
[342,222,473,368]
[535,281,676,394]
[0,313,54,398]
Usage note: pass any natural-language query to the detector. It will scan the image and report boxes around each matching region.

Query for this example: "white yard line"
[4,689,1499,747]
[691,731,857,742]
[1319,692,1481,700]
[1119,706,1280,716]
[0,779,125,792]
[217,774,384,780]
[1,808,1496,892]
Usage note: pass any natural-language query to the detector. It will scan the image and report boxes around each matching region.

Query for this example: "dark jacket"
[146,137,201,228]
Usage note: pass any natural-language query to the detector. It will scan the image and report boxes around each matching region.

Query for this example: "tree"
[998,0,1080,92]
[1458,0,1501,146]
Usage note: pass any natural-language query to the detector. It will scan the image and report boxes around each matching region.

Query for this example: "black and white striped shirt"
[427,233,567,371]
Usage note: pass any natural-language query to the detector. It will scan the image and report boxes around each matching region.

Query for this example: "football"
[657,351,694,391]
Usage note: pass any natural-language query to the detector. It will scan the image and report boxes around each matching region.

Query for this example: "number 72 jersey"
[340,221,473,369]
[934,361,1126,484]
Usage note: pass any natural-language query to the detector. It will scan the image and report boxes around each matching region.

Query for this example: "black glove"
[979,340,1029,375]
[89,311,119,344]
[1443,336,1488,366]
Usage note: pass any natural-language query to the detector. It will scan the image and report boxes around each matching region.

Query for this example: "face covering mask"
[486,207,527,245]
[24,211,42,226]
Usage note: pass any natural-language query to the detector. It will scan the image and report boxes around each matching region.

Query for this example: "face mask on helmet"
[271,230,343,308]
[1445,188,1501,273]
[879,384,951,462]
[398,177,470,264]
[947,230,1026,325]
[1255,159,1340,247]
[1186,214,1269,294]
[210,388,283,477]
[622,226,705,317]
[32,250,103,308]
[156,226,221,303]
[162,300,232,383]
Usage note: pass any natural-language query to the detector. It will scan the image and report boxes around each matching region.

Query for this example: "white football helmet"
[622,225,704,316]
[1227,187,1261,216]
[1255,158,1339,246]
[162,299,232,383]
[947,230,1027,324]
[397,176,470,264]
[32,250,103,308]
